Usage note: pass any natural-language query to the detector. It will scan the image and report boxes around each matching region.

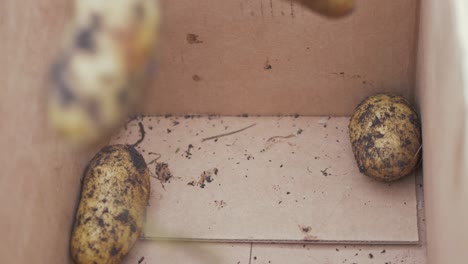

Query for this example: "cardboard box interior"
[2,0,467,263]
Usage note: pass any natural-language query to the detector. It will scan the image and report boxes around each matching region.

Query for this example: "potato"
[349,94,422,181]
[70,144,150,264]
[48,0,161,146]
[297,0,356,18]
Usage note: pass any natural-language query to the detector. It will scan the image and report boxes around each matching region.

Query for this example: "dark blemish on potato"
[398,160,407,168]
[167,129,172,134]
[86,185,96,198]
[187,181,195,186]
[126,178,136,186]
[91,207,98,212]
[50,58,75,105]
[110,246,120,256]
[371,117,381,127]
[381,249,386,254]
[100,237,108,242]
[75,26,96,52]
[187,33,203,44]
[409,113,419,126]
[130,222,137,233]
[173,121,180,126]
[84,217,91,224]
[101,198,107,203]
[401,138,412,148]
[125,144,146,175]
[361,134,375,148]
[369,253,374,259]
[103,208,109,214]
[264,60,272,70]
[97,218,105,227]
[192,75,201,81]
[115,210,130,223]
[138,257,145,264]
[88,242,99,254]
[297,129,303,135]
[134,2,145,20]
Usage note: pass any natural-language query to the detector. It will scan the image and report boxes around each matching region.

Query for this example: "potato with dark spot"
[70,144,150,264]
[48,0,161,145]
[297,0,356,18]
[349,94,422,181]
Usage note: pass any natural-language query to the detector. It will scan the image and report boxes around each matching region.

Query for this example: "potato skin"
[71,144,150,264]
[298,0,356,18]
[349,94,422,181]
[48,0,161,145]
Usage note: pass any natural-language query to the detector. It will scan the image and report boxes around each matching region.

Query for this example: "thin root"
[202,123,257,142]
[267,134,296,142]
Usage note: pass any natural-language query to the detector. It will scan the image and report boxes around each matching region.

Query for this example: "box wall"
[140,0,419,116]
[417,0,468,263]
[0,0,422,263]
[0,1,96,263]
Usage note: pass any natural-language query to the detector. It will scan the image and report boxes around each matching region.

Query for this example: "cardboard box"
[1,0,467,263]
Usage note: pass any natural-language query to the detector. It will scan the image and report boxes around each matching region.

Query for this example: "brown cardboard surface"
[417,0,468,263]
[139,0,419,116]
[122,241,251,264]
[111,116,418,243]
[122,169,426,264]
[251,238,425,264]
[249,169,426,263]
[0,1,96,263]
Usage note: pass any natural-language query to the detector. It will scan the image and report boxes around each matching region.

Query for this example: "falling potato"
[297,0,356,18]
[349,94,422,181]
[48,0,161,146]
